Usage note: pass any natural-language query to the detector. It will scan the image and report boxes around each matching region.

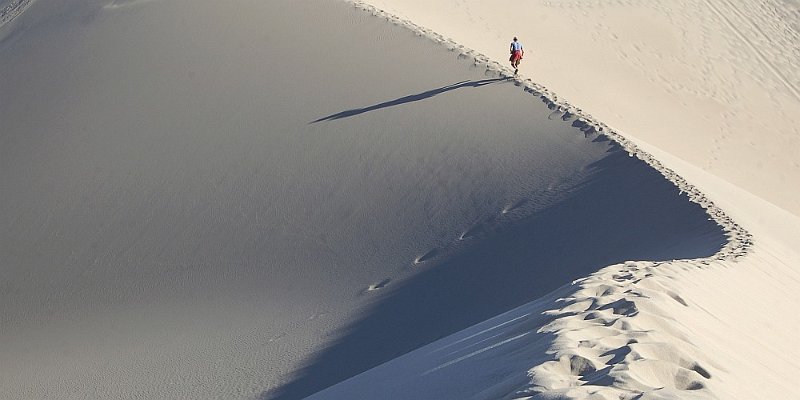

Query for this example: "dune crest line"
[314,1,754,397]
[0,0,758,397]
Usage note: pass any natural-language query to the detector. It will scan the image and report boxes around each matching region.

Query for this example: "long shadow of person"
[311,78,507,123]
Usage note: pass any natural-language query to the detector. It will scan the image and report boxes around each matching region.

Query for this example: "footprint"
[612,272,634,282]
[458,224,485,240]
[566,354,597,376]
[690,363,711,379]
[367,278,391,291]
[572,119,587,128]
[667,291,689,307]
[600,344,633,365]
[414,248,440,264]
[599,298,639,317]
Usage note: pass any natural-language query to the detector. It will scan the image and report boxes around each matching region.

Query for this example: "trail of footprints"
[369,196,534,292]
[351,1,753,396]
[519,260,722,397]
[355,0,753,269]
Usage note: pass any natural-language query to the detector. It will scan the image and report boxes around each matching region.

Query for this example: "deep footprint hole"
[692,363,712,379]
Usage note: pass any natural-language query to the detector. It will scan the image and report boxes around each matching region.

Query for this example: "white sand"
[1,0,798,399]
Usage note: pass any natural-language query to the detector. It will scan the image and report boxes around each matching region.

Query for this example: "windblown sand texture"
[1,0,798,399]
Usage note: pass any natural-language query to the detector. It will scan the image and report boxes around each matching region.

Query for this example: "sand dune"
[2,0,796,399]
[0,0,726,398]
[311,1,800,399]
[361,0,800,216]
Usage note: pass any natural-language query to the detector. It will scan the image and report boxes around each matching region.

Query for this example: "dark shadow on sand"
[311,78,506,123]
[262,146,727,400]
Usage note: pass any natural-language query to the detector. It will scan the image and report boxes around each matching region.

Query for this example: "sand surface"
[361,0,800,216]
[311,1,800,399]
[2,0,798,399]
[0,0,727,398]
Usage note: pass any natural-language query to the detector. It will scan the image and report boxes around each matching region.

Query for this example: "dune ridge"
[1,0,787,399]
[309,1,800,399]
[310,259,735,399]
[1,0,728,398]
[344,0,752,258]
[266,5,750,399]
[355,0,800,217]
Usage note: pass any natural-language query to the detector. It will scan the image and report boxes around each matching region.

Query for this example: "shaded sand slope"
[308,258,725,400]
[267,146,725,399]
[1,0,723,398]
[318,2,800,399]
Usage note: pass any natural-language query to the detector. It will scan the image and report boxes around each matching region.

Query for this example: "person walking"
[510,37,524,74]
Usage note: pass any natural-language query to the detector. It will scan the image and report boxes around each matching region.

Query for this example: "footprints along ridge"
[343,3,753,397]
[412,196,535,267]
[413,248,441,265]
[527,260,718,397]
[347,0,751,264]
[366,278,391,292]
[367,193,537,295]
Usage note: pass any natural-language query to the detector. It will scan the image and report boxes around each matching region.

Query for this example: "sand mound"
[309,260,730,400]
[0,0,739,399]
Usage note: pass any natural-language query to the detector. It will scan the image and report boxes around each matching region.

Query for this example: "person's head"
[513,37,518,42]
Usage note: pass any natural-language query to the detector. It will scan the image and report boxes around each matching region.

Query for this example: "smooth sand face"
[0,0,724,398]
